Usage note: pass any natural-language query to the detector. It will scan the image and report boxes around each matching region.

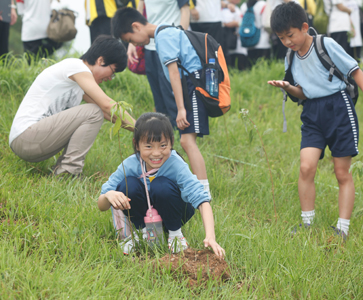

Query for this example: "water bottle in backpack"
[205,58,219,97]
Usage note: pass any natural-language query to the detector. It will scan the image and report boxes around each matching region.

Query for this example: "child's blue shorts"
[179,70,209,137]
[300,90,359,159]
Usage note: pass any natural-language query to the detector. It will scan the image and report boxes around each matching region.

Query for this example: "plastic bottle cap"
[208,58,215,64]
[144,207,163,223]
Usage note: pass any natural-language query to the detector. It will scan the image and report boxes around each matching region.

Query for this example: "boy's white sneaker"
[168,236,188,253]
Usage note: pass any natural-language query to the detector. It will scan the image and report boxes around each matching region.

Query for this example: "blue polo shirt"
[154,23,202,82]
[286,37,359,99]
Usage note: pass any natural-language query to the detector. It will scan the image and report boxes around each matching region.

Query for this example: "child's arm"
[198,202,225,258]
[352,68,363,91]
[267,80,307,100]
[167,62,190,130]
[98,191,131,211]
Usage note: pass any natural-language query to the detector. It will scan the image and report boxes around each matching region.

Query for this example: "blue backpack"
[239,3,260,47]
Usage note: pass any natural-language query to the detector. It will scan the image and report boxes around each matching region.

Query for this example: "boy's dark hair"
[112,7,147,40]
[80,35,127,73]
[270,2,308,33]
[133,112,175,154]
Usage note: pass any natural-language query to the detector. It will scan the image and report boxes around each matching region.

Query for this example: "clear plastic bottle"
[205,58,219,97]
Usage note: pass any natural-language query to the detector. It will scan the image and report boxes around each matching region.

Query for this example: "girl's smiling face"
[137,134,172,171]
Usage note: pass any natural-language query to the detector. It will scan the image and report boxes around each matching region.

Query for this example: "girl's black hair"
[80,35,127,73]
[133,112,175,154]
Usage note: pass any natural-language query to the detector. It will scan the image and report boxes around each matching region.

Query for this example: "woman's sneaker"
[168,236,188,253]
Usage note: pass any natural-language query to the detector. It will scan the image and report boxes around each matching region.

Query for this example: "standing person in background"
[85,0,117,44]
[328,0,352,53]
[346,0,362,61]
[240,0,271,65]
[270,0,293,59]
[190,0,230,46]
[221,0,249,70]
[16,0,62,62]
[298,0,316,27]
[124,0,190,129]
[0,0,17,59]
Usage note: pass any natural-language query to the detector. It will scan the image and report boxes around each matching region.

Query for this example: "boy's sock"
[168,228,183,239]
[336,218,350,235]
[199,179,211,199]
[301,210,315,225]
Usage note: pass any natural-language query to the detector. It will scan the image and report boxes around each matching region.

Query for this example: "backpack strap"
[314,35,347,84]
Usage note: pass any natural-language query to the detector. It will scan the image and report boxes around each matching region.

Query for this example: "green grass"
[1,57,363,299]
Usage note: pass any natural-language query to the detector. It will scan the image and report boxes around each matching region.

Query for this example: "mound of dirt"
[158,248,230,286]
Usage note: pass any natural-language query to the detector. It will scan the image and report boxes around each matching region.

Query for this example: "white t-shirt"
[240,1,271,49]
[190,0,222,23]
[18,0,52,42]
[144,0,188,51]
[221,6,247,55]
[328,0,351,33]
[9,58,91,145]
[346,0,362,47]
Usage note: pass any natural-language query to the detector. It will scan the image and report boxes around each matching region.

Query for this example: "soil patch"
[158,248,230,286]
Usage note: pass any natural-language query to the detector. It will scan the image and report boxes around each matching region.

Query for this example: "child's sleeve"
[324,38,359,77]
[100,165,126,195]
[156,29,181,68]
[176,165,210,209]
[177,0,189,8]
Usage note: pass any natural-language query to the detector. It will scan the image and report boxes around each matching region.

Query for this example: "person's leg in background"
[330,31,349,53]
[89,16,111,44]
[144,49,177,128]
[0,20,10,58]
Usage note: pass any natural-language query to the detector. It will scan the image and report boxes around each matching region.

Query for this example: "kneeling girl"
[98,112,225,258]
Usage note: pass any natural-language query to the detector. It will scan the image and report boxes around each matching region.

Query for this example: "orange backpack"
[158,25,231,117]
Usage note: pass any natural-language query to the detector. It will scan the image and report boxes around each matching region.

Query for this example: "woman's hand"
[176,108,190,130]
[105,190,131,210]
[204,237,225,259]
[267,80,291,89]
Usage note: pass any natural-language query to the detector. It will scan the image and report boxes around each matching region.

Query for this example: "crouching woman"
[9,35,135,176]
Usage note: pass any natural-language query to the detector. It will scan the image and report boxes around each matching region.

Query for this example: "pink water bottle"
[139,156,164,245]
[144,207,164,245]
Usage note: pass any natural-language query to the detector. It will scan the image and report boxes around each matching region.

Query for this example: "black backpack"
[157,25,231,117]
[281,34,359,131]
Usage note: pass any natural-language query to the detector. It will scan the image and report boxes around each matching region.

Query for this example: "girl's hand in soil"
[204,238,225,259]
[105,190,131,210]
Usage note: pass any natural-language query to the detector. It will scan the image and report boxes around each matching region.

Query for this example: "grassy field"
[0,56,362,299]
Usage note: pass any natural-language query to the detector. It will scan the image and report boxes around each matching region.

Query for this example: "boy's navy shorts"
[300,90,359,159]
[179,70,209,137]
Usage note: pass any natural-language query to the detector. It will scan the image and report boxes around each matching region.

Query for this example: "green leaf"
[112,117,122,136]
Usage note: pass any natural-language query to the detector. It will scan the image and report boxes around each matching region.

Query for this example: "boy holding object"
[112,7,212,199]
[267,2,362,237]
